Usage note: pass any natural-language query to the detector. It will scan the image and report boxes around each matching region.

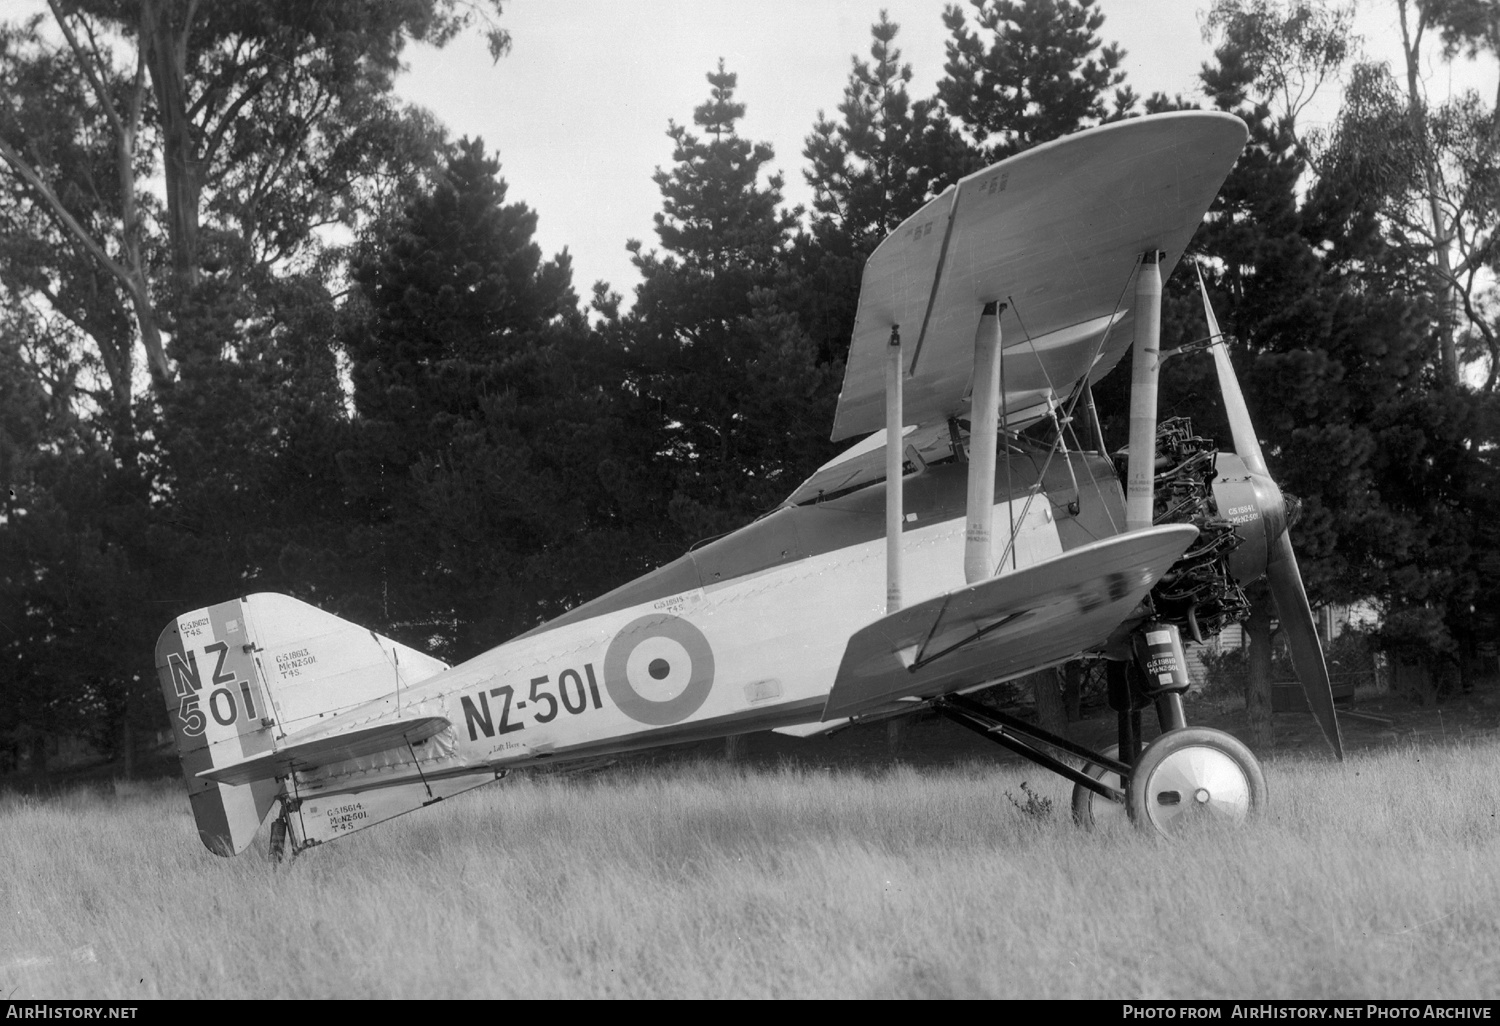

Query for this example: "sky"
[394,0,1498,307]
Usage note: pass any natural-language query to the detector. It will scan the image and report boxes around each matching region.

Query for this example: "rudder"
[156,599,278,855]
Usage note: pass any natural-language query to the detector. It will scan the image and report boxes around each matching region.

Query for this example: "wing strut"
[965,301,1005,584]
[1126,251,1164,532]
[906,185,962,377]
[885,325,904,613]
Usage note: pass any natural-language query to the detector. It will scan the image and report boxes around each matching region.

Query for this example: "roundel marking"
[603,614,715,726]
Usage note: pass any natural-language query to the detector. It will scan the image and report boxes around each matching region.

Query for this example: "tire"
[1071,744,1129,829]
[1127,727,1267,836]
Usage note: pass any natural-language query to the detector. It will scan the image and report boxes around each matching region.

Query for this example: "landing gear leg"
[1132,621,1192,730]
[269,794,307,863]
[1107,660,1145,760]
[269,804,288,862]
[1156,692,1186,733]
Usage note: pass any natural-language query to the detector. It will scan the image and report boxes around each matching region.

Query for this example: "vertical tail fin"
[155,599,279,855]
[156,593,453,855]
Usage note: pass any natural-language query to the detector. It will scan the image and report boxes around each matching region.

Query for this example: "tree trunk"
[886,715,907,756]
[1244,597,1275,750]
[1395,654,1438,705]
[1397,0,1460,386]
[140,0,202,298]
[43,4,171,390]
[1029,668,1068,738]
[28,732,48,775]
[1060,660,1084,721]
[121,698,136,779]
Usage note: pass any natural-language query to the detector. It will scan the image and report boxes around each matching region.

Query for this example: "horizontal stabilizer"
[823,525,1199,720]
[288,771,500,849]
[198,716,450,786]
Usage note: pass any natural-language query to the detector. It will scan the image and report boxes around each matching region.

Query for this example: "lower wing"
[823,525,1199,719]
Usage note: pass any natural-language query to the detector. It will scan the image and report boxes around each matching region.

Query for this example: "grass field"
[3,735,1498,1000]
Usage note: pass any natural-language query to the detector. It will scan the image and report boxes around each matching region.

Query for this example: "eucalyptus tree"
[1321,0,1500,388]
[0,0,508,770]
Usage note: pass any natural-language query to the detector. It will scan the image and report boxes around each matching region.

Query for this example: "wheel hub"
[1142,744,1253,829]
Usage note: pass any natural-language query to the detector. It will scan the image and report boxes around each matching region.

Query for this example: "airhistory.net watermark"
[1120,1005,1493,1020]
[5,1008,137,1019]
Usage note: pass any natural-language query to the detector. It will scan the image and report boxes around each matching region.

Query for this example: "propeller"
[1197,265,1344,759]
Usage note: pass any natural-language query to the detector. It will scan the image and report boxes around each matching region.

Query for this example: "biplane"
[156,110,1342,858]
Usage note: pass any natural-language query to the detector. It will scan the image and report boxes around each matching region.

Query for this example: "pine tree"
[622,63,837,542]
[936,0,1134,162]
[803,12,963,251]
[782,14,972,375]
[341,137,613,653]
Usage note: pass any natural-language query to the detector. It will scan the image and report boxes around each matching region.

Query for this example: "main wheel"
[1071,744,1129,829]
[1127,727,1266,835]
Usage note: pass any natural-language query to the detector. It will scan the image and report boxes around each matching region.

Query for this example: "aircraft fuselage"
[291,451,1129,798]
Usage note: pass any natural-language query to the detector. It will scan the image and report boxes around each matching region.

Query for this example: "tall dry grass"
[3,742,1497,999]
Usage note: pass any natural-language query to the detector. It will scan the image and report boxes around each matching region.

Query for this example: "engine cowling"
[1210,450,1288,590]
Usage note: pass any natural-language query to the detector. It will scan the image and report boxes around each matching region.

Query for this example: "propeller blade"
[1197,263,1268,476]
[1198,263,1343,759]
[1267,531,1345,759]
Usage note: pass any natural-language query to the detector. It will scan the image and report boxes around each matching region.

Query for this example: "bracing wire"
[990,266,1138,575]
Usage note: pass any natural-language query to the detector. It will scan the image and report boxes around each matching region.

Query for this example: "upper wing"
[830,111,1248,442]
[822,525,1199,720]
